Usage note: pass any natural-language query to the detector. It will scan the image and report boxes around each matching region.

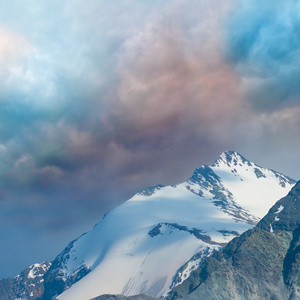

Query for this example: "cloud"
[226,0,300,110]
[0,27,29,77]
[3,0,300,280]
[0,0,240,191]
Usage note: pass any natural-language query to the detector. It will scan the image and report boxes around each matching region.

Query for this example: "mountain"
[0,262,51,300]
[166,181,300,300]
[36,151,295,300]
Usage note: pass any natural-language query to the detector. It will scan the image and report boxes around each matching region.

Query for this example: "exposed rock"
[0,262,51,300]
[40,238,90,300]
[167,181,300,300]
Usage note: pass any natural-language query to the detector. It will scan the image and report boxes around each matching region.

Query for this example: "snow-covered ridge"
[50,151,295,300]
[14,261,51,282]
[211,151,294,218]
[27,262,50,279]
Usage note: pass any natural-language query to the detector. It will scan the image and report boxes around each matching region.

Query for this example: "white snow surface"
[57,151,295,300]
[211,153,290,219]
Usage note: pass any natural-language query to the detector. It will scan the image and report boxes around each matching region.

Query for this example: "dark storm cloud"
[226,0,300,110]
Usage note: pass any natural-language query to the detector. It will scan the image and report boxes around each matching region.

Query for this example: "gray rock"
[167,181,300,300]
[0,262,51,300]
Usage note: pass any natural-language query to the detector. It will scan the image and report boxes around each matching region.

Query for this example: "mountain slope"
[36,151,295,300]
[167,181,300,300]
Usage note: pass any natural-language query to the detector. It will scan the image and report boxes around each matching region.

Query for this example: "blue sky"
[1,0,300,278]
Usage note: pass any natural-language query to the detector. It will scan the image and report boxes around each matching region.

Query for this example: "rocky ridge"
[0,262,51,300]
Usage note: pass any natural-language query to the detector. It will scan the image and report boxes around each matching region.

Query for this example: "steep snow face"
[56,151,295,300]
[211,151,294,219]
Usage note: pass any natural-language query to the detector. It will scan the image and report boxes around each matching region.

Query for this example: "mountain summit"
[212,150,251,166]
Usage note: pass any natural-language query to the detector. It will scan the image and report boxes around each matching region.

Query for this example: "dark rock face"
[40,238,90,300]
[40,263,90,300]
[257,183,300,232]
[147,223,218,245]
[167,181,300,300]
[0,278,14,300]
[136,185,165,197]
[0,262,51,300]
[283,225,300,297]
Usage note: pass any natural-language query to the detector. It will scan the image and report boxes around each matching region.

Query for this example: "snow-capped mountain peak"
[212,150,293,187]
[212,150,251,168]
[210,151,295,219]
[36,152,295,300]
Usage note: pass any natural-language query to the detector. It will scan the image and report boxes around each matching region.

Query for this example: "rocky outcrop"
[0,262,51,300]
[39,237,90,300]
[167,181,300,300]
